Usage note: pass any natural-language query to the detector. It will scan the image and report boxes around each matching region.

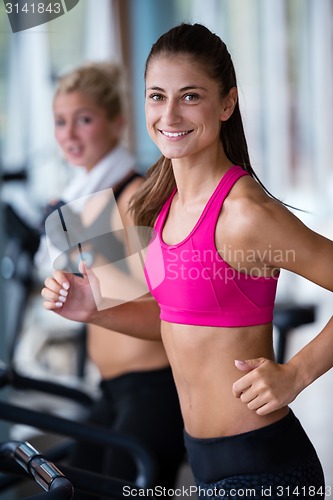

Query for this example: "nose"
[64,121,77,139]
[163,99,181,125]
[57,121,77,142]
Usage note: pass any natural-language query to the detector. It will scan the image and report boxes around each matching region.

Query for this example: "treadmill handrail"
[0,440,74,500]
[0,400,156,488]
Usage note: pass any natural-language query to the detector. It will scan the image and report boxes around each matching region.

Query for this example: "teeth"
[162,131,189,137]
[69,146,81,154]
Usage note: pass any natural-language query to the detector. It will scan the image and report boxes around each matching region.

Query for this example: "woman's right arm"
[41,269,162,341]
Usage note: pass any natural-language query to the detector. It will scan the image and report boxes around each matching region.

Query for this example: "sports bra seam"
[190,238,223,310]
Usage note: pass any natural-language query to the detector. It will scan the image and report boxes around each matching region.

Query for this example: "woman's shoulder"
[217,174,302,257]
[225,174,287,227]
[116,172,145,223]
[117,173,144,204]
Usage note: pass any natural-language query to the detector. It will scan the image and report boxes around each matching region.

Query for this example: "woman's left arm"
[232,201,333,415]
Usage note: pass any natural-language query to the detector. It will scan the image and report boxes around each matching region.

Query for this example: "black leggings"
[70,367,185,499]
[184,410,325,499]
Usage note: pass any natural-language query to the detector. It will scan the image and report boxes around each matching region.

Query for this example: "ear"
[220,87,238,122]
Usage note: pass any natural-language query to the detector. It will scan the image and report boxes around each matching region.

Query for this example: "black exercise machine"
[274,302,316,364]
[0,361,158,499]
[0,440,74,500]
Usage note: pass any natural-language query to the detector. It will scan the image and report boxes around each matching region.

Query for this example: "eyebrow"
[73,107,97,114]
[146,85,208,92]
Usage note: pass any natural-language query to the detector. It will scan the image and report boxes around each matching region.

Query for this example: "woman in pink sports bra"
[42,23,333,499]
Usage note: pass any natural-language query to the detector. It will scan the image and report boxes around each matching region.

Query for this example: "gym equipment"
[273,303,316,363]
[0,440,74,500]
[0,361,158,498]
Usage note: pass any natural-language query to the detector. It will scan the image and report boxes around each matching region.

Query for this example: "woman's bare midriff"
[161,321,289,439]
[88,324,170,379]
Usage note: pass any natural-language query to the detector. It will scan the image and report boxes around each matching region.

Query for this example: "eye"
[183,93,199,102]
[149,93,164,101]
[78,115,93,124]
[54,118,65,127]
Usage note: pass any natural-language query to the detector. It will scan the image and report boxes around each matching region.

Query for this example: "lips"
[67,145,83,157]
[160,130,193,138]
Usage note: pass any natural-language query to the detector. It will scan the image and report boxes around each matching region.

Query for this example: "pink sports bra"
[144,165,279,327]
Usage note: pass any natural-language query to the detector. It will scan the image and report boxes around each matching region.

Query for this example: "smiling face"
[145,54,232,162]
[53,91,123,171]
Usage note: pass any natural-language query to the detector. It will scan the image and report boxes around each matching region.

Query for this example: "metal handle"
[0,401,156,487]
[15,442,65,490]
[0,440,74,499]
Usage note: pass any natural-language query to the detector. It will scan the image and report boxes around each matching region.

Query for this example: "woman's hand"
[41,264,101,323]
[232,358,302,415]
[41,263,162,340]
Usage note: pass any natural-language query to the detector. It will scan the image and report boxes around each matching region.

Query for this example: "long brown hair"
[130,23,269,228]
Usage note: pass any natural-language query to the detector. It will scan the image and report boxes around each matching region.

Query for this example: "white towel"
[35,144,136,274]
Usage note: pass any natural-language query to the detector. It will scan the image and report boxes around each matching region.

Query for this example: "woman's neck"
[171,147,233,204]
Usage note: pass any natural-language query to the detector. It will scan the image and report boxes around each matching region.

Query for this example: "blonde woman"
[39,63,184,498]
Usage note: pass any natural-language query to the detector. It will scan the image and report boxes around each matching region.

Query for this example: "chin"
[163,152,187,161]
[67,157,85,166]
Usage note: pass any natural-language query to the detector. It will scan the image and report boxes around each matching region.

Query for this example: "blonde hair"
[55,62,124,120]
